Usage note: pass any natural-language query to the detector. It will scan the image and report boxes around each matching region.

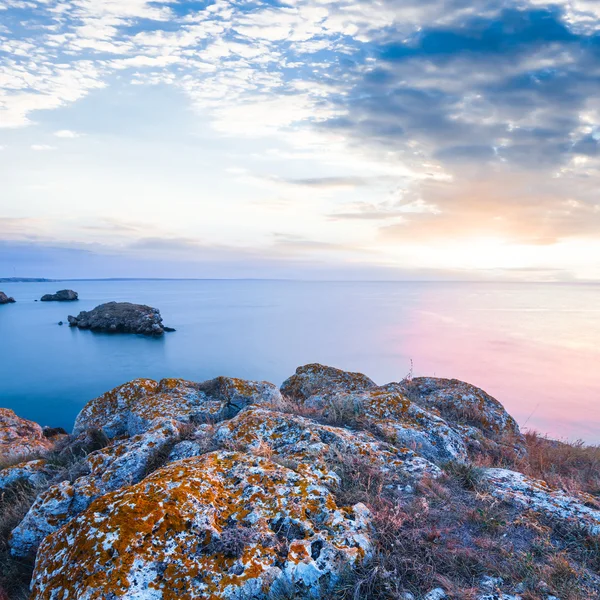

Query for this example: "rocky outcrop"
[0,408,53,459]
[10,419,185,557]
[31,451,372,599]
[4,364,600,600]
[484,468,600,535]
[0,460,59,491]
[40,289,78,302]
[72,376,282,438]
[283,367,468,463]
[67,301,173,336]
[0,291,15,304]
[404,377,527,460]
[281,363,377,406]
[407,378,521,438]
[215,406,442,486]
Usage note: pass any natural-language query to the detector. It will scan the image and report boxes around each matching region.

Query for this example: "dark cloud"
[381,8,576,61]
[321,5,600,173]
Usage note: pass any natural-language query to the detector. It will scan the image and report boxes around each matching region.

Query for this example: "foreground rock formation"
[0,409,55,458]
[68,301,173,336]
[0,291,15,304]
[40,289,78,302]
[1,364,599,599]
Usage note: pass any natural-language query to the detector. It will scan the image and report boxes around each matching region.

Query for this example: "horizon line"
[2,277,600,285]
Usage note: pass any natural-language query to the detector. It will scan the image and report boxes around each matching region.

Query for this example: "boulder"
[31,451,372,600]
[281,363,377,406]
[73,376,282,438]
[215,406,441,487]
[406,378,521,438]
[10,419,184,557]
[352,385,469,463]
[484,468,600,535]
[0,408,53,459]
[280,366,467,463]
[0,291,15,304]
[0,460,59,491]
[67,301,172,336]
[40,289,78,302]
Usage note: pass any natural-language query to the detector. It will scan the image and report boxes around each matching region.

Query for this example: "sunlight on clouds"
[0,0,599,279]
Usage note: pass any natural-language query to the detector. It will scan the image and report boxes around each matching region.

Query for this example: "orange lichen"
[32,451,372,600]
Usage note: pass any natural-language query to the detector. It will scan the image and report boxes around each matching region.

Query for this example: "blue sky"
[1,0,600,280]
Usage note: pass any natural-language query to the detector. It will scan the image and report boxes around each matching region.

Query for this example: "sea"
[0,280,598,443]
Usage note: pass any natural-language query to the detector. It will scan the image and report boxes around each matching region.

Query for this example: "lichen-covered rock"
[0,408,53,458]
[67,301,171,336]
[10,420,183,557]
[357,385,469,463]
[484,468,600,535]
[281,363,377,406]
[73,376,281,438]
[0,460,59,490]
[31,451,372,599]
[10,479,74,558]
[40,289,78,302]
[407,378,521,438]
[404,378,526,461]
[215,407,441,486]
[281,366,467,464]
[167,425,214,461]
[0,291,15,304]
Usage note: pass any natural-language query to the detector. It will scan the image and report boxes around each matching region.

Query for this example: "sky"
[1,0,600,280]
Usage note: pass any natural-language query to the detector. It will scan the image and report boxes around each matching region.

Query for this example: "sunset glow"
[1,1,600,280]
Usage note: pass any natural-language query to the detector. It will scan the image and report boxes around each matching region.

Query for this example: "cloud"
[379,169,600,245]
[54,130,80,138]
[2,0,600,280]
[284,176,370,189]
[31,144,57,151]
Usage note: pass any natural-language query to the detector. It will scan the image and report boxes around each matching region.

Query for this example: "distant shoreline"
[2,278,600,285]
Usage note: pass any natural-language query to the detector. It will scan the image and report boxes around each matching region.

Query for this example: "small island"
[67,301,174,336]
[40,289,79,302]
[0,291,16,304]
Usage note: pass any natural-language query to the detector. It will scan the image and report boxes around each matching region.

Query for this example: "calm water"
[0,280,598,443]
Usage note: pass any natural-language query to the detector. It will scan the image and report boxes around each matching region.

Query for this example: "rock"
[0,408,53,459]
[407,378,522,437]
[281,363,377,406]
[72,376,282,438]
[67,301,172,336]
[405,378,526,459]
[40,289,78,302]
[215,406,442,487]
[355,384,469,463]
[0,291,15,304]
[484,468,600,535]
[31,451,372,599]
[0,460,59,491]
[6,366,600,600]
[280,367,468,464]
[10,419,184,557]
[479,575,504,592]
[424,589,447,600]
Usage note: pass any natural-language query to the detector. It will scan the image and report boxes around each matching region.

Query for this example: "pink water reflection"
[394,286,600,443]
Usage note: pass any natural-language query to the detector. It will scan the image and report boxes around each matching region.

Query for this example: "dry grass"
[321,446,600,600]
[0,483,38,599]
[523,431,600,498]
